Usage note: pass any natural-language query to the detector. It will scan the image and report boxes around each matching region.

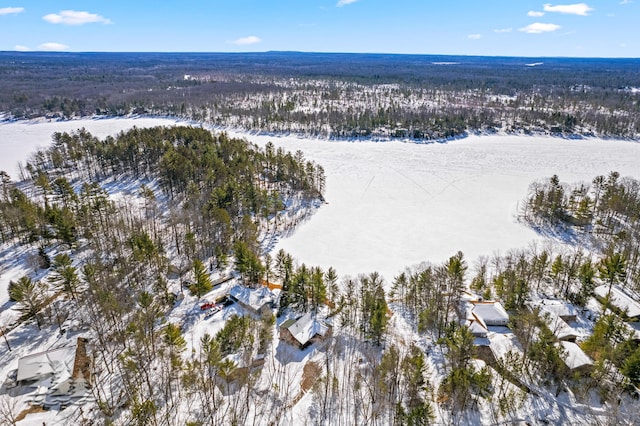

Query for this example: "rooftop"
[533,299,579,319]
[17,345,77,384]
[229,285,275,309]
[594,285,640,318]
[560,341,593,370]
[540,311,579,341]
[471,301,510,325]
[285,313,330,346]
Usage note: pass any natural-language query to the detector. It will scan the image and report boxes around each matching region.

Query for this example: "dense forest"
[1,52,639,140]
[0,126,329,424]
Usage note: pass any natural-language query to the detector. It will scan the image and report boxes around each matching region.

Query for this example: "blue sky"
[0,1,637,57]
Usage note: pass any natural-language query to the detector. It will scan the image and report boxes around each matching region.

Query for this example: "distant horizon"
[1,50,638,60]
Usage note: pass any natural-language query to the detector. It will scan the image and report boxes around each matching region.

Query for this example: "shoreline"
[1,112,638,145]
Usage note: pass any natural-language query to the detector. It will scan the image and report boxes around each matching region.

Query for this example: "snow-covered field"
[230,132,640,281]
[2,118,640,284]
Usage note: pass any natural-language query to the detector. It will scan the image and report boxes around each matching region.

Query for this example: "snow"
[0,116,184,179]
[488,329,522,361]
[229,285,276,312]
[233,132,640,282]
[471,301,510,326]
[284,312,330,347]
[465,314,489,338]
[3,119,640,283]
[541,311,580,341]
[534,299,579,321]
[594,285,640,318]
[560,341,593,370]
[627,322,640,340]
[16,345,76,383]
[2,116,640,424]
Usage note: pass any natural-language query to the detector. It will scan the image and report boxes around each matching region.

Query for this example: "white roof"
[17,345,76,383]
[489,331,522,361]
[594,285,640,318]
[230,285,275,310]
[541,311,579,341]
[626,322,640,340]
[464,313,488,337]
[286,313,329,346]
[472,302,509,325]
[535,299,578,319]
[560,341,593,370]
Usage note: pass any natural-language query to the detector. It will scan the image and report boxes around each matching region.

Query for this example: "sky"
[0,1,637,57]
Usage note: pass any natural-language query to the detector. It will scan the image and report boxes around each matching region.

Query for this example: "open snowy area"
[0,117,186,179]
[228,131,640,281]
[2,118,640,284]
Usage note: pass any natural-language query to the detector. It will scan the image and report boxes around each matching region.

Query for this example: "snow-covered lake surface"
[2,117,640,284]
[231,132,640,281]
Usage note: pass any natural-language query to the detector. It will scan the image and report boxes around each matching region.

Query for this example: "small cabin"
[14,337,92,409]
[279,313,332,350]
[229,285,276,317]
[535,299,579,322]
[559,341,593,374]
[471,301,510,326]
[540,311,579,342]
[464,313,489,339]
[594,285,640,320]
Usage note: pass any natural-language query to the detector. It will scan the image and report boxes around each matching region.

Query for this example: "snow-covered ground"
[2,117,640,425]
[0,117,186,179]
[229,132,640,281]
[2,118,640,284]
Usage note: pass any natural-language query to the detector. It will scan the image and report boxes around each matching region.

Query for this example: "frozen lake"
[2,118,640,283]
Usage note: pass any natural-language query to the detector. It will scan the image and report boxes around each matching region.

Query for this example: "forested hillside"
[0,126,325,423]
[1,52,639,140]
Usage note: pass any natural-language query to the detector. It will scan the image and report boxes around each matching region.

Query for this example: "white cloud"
[14,45,30,51]
[230,36,262,45]
[467,34,482,40]
[519,22,561,33]
[337,0,359,7]
[0,7,24,15]
[620,0,632,4]
[494,28,512,33]
[543,3,594,16]
[528,10,545,16]
[43,10,111,25]
[38,42,69,51]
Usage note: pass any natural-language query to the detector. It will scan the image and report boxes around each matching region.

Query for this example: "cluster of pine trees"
[522,172,640,292]
[0,126,326,424]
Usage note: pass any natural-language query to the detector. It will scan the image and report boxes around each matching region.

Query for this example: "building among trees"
[471,301,510,326]
[595,285,640,320]
[13,337,92,408]
[279,313,332,349]
[229,285,276,317]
